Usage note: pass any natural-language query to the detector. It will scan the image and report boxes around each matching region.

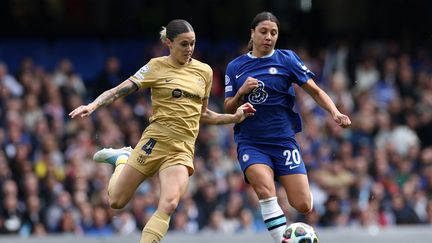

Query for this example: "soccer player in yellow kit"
[69,19,255,243]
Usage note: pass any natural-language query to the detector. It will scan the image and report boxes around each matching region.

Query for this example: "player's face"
[251,20,278,57]
[168,32,195,65]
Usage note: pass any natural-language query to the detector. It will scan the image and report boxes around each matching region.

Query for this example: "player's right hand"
[69,103,97,118]
[235,102,256,123]
[333,113,351,128]
[238,77,259,96]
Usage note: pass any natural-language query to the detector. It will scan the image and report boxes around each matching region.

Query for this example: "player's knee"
[255,188,274,199]
[109,196,127,209]
[159,197,179,215]
[292,199,313,214]
[253,184,275,199]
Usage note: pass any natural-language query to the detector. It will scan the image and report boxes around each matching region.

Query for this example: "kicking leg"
[94,147,148,209]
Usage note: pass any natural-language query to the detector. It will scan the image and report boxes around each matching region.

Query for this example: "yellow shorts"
[127,133,195,177]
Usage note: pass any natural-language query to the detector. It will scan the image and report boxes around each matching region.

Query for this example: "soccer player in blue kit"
[224,12,351,242]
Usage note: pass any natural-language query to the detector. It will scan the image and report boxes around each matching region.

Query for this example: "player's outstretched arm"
[201,99,255,125]
[69,79,139,118]
[301,79,351,128]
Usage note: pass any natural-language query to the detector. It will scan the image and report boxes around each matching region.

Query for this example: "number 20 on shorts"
[283,149,301,169]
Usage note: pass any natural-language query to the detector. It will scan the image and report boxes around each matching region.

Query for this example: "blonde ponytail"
[159,26,167,43]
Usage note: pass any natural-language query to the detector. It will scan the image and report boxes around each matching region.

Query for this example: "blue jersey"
[225,49,315,145]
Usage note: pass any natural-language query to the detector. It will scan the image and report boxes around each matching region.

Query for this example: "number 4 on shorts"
[141,138,157,155]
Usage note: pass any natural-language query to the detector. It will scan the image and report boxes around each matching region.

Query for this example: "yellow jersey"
[129,56,212,143]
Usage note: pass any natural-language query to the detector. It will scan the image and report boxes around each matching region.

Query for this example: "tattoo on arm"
[94,80,138,108]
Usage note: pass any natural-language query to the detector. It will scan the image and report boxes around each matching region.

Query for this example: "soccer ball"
[281,222,319,243]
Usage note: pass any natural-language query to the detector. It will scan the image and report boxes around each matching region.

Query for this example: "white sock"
[260,197,287,243]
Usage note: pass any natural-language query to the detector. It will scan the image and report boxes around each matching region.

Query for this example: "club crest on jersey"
[269,67,278,75]
[242,154,249,162]
[196,78,205,87]
[247,80,268,104]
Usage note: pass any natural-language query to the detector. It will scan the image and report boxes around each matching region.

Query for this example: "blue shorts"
[237,141,307,183]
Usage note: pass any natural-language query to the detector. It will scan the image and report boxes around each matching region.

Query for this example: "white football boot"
[93,146,133,166]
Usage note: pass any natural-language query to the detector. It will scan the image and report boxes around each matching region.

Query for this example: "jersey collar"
[165,56,193,67]
[247,50,275,59]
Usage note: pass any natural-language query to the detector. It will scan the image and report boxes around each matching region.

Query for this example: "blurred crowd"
[0,38,432,237]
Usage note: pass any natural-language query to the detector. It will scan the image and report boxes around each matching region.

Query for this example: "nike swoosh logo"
[235,72,247,79]
[289,165,300,169]
[165,79,173,82]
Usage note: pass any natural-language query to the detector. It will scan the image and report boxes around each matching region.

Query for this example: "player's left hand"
[333,113,351,128]
[235,102,256,123]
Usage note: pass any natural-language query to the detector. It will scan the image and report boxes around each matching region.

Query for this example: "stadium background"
[1,0,432,242]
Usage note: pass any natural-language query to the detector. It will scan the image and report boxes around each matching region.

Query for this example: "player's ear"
[250,29,254,39]
[165,38,173,49]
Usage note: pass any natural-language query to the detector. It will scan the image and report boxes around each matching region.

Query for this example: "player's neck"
[167,55,192,66]
[249,49,275,58]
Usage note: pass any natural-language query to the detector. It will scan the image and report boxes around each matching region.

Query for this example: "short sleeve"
[204,67,213,99]
[287,50,315,86]
[224,62,236,98]
[128,59,158,89]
